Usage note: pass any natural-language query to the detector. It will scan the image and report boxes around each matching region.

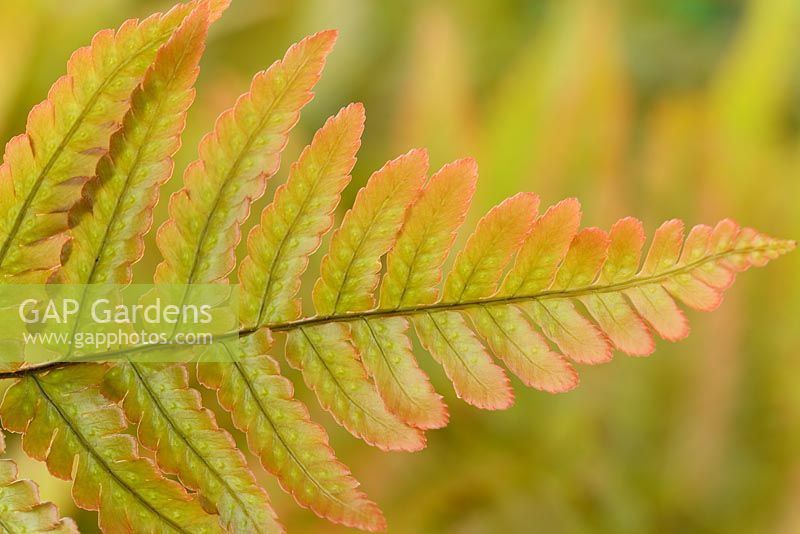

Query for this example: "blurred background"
[1,0,798,532]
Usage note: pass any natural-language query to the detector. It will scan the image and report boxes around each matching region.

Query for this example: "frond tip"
[269,187,794,419]
[246,115,792,461]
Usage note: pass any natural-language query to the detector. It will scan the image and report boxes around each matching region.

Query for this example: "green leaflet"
[151,27,345,528]
[239,103,365,328]
[0,432,77,533]
[0,1,213,283]
[198,346,387,532]
[155,29,337,286]
[103,363,281,533]
[287,149,428,448]
[239,104,429,448]
[263,199,792,412]
[311,150,428,315]
[148,31,389,529]
[361,159,477,426]
[0,2,213,526]
[285,323,425,451]
[413,310,513,410]
[0,366,221,533]
[414,193,539,408]
[56,2,210,286]
[351,316,446,429]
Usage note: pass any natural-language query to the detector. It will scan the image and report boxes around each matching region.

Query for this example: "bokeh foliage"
[1,0,797,532]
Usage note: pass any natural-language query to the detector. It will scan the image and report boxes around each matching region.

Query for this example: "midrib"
[0,243,786,376]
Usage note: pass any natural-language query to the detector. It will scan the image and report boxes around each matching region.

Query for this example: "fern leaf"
[311,149,428,314]
[0,6,794,532]
[468,304,578,393]
[412,311,511,409]
[156,26,384,525]
[286,150,428,450]
[103,363,282,533]
[618,217,770,340]
[0,366,222,533]
[450,195,578,392]
[444,192,538,302]
[622,220,693,341]
[285,323,424,451]
[0,432,77,533]
[155,29,337,286]
[55,3,210,285]
[379,159,477,310]
[198,347,387,532]
[0,0,213,283]
[493,201,793,371]
[351,316,445,429]
[500,197,582,297]
[240,103,365,327]
[522,227,613,364]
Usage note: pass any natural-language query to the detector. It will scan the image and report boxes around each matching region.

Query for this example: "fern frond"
[0,6,794,532]
[149,29,369,527]
[458,194,580,395]
[263,191,792,418]
[526,227,614,364]
[150,25,375,530]
[579,217,654,355]
[502,199,612,367]
[351,316,445,429]
[412,193,537,409]
[155,29,337,286]
[413,311,513,409]
[311,149,428,315]
[444,193,539,302]
[0,432,77,533]
[379,159,477,310]
[285,323,424,451]
[0,366,222,533]
[0,0,214,283]
[228,131,792,452]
